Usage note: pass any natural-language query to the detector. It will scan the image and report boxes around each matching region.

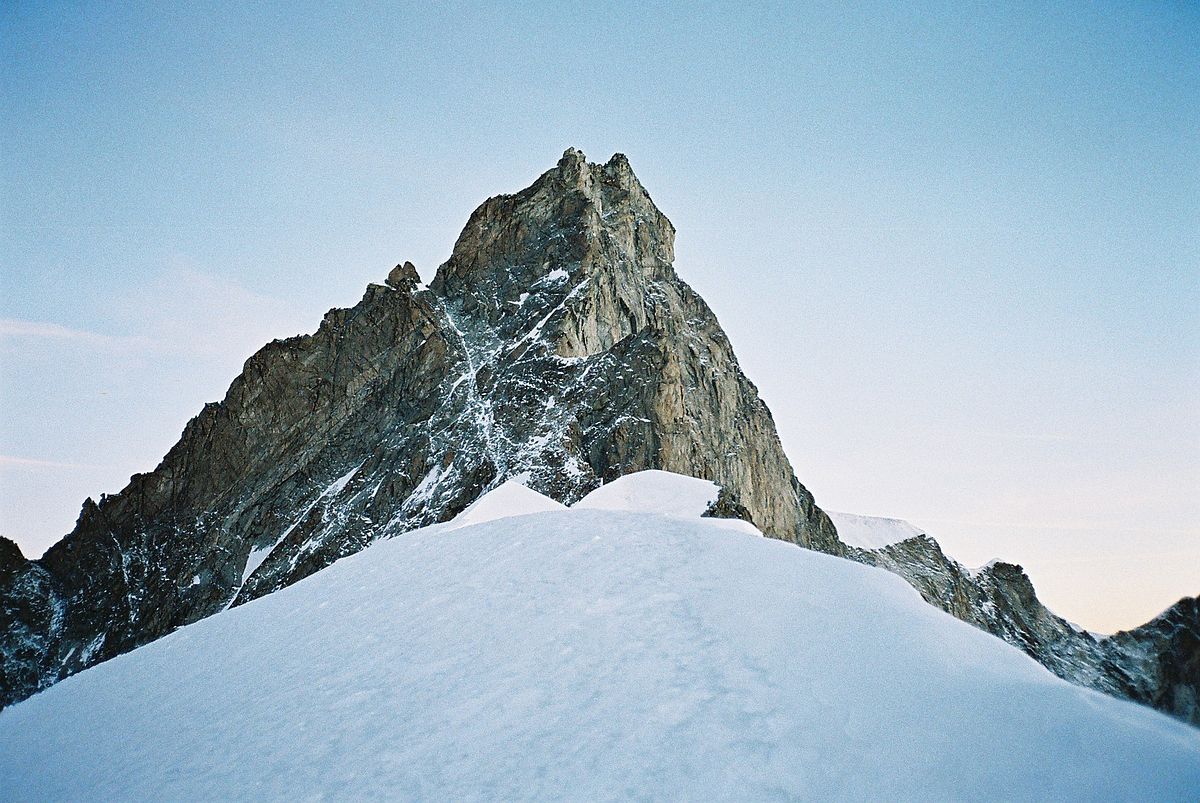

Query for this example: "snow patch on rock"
[827,510,924,550]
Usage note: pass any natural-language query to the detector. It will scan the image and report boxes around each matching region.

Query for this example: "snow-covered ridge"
[574,469,722,518]
[445,470,759,536]
[826,510,925,550]
[445,478,567,531]
[2,471,1197,800]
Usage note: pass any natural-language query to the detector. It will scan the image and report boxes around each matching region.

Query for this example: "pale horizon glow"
[2,2,1197,633]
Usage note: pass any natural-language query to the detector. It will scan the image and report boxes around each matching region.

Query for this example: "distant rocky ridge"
[1,150,1195,726]
[832,516,1198,725]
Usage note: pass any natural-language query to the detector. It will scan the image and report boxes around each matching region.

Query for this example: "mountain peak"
[555,146,588,184]
[431,148,674,324]
[0,151,837,715]
[602,151,637,186]
[385,261,420,291]
[4,150,1194,732]
[550,148,640,195]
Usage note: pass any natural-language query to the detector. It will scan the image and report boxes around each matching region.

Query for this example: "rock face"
[0,149,1194,728]
[1103,597,1200,724]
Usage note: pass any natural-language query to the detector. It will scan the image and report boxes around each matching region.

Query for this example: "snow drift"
[826,510,925,550]
[1,472,1197,801]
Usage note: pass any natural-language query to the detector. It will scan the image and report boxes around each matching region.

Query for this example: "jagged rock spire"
[385,261,420,291]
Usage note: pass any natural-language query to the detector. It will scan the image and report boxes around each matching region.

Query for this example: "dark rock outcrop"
[1103,597,1200,724]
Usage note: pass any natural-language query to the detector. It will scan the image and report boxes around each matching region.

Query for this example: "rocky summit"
[1,149,1195,726]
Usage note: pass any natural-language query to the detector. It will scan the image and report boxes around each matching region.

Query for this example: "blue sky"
[2,1,1197,632]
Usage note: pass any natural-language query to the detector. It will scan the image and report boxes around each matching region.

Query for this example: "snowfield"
[1,473,1198,801]
[575,469,722,518]
[444,478,567,530]
[574,469,761,536]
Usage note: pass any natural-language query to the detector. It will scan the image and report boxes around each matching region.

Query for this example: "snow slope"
[574,469,760,535]
[827,509,925,550]
[574,469,721,517]
[2,474,1198,801]
[447,478,567,530]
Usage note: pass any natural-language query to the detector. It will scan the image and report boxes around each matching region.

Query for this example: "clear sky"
[2,1,1197,633]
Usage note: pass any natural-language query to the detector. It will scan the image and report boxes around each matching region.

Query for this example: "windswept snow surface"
[827,510,925,550]
[2,477,1199,801]
[575,469,719,518]
[574,471,761,536]
[446,478,567,530]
